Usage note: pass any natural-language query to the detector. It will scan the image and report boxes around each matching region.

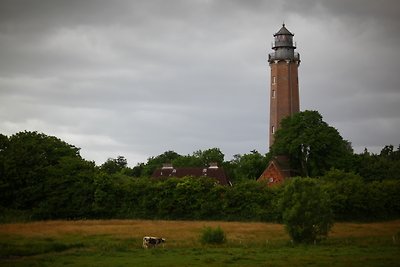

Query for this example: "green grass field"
[0,220,399,266]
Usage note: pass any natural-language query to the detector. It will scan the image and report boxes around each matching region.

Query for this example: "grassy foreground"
[0,220,399,266]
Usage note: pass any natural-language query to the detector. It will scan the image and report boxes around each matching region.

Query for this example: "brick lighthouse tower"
[268,24,300,146]
[258,24,301,185]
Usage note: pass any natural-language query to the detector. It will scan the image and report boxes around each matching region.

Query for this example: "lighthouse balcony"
[268,52,300,62]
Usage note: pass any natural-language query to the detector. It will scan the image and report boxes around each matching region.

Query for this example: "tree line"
[0,110,399,222]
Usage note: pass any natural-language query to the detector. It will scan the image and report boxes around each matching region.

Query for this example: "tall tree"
[0,134,9,205]
[1,131,81,209]
[37,156,96,219]
[172,155,202,167]
[230,150,270,180]
[193,148,224,166]
[100,156,128,174]
[271,110,353,177]
[141,150,181,176]
[352,144,400,181]
[0,131,95,218]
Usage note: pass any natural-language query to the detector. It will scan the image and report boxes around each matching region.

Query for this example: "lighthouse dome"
[274,24,294,36]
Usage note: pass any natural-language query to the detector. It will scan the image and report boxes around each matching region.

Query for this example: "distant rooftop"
[152,163,231,186]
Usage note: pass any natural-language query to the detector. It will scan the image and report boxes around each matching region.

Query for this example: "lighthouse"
[259,24,301,185]
[268,24,300,146]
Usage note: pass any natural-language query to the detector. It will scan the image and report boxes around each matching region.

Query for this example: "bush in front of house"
[280,177,334,243]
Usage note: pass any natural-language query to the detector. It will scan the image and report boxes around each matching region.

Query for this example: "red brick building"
[152,163,232,186]
[258,156,297,185]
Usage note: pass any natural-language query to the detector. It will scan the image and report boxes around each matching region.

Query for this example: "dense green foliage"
[281,178,333,243]
[352,145,400,181]
[0,130,400,223]
[99,156,128,174]
[200,226,227,245]
[228,150,271,181]
[0,131,96,219]
[101,177,279,221]
[322,169,400,221]
[271,110,353,177]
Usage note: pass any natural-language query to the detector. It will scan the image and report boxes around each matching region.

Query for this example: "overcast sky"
[1,0,399,166]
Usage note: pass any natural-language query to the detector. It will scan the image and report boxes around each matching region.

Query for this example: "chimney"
[208,162,219,169]
[162,163,173,169]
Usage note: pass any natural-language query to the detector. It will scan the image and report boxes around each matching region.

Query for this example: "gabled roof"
[273,155,293,176]
[274,24,294,36]
[151,165,231,186]
[257,155,297,186]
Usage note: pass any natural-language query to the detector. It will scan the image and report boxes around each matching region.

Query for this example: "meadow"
[0,219,399,266]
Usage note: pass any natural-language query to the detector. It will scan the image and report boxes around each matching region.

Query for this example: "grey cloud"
[0,0,399,165]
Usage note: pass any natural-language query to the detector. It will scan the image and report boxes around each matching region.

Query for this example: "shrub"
[280,177,333,243]
[200,226,226,245]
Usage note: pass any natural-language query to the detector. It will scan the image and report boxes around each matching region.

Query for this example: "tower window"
[271,126,275,134]
[272,76,276,85]
[272,90,276,98]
